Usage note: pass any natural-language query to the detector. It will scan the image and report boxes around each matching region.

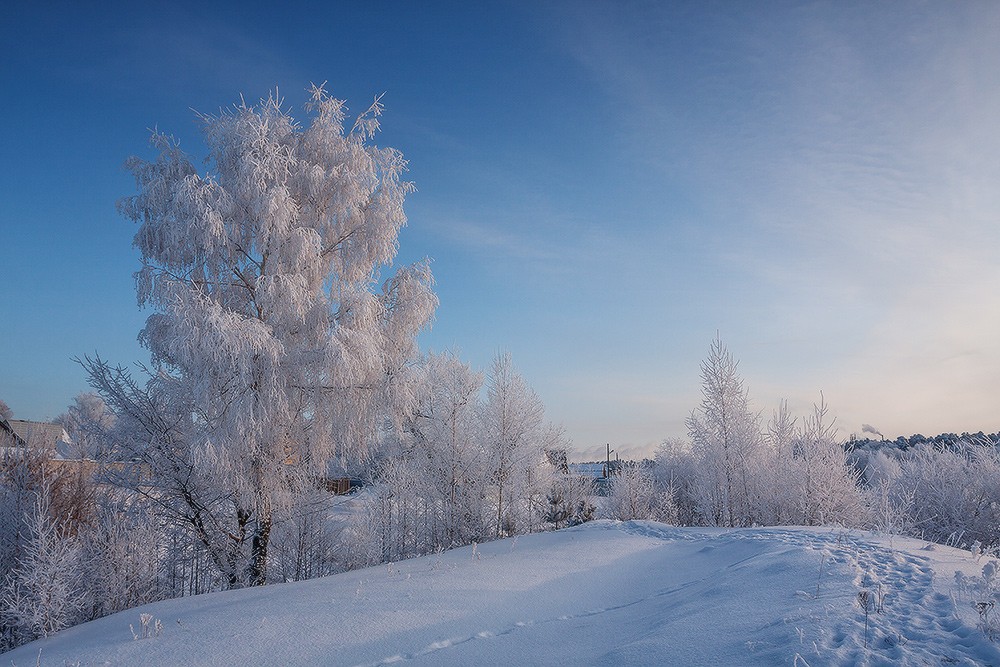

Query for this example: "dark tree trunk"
[249,512,271,586]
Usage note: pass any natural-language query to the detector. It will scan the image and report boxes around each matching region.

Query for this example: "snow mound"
[4,521,1000,666]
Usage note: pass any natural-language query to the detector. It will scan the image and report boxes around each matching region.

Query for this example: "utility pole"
[605,443,614,478]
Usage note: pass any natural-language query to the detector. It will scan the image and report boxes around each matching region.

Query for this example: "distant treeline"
[847,431,1000,453]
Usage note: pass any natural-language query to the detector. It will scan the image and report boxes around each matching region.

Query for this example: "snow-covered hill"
[4,521,1000,666]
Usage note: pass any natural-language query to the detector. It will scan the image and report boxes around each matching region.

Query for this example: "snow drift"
[4,521,999,666]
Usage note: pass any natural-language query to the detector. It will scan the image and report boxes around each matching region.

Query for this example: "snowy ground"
[5,521,1000,666]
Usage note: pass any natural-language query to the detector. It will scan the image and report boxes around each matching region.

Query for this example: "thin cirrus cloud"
[528,2,1000,445]
[422,217,561,265]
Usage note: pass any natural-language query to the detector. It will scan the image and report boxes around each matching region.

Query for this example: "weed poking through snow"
[858,590,872,648]
[975,601,996,640]
[130,613,162,640]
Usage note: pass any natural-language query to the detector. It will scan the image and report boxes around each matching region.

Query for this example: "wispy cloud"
[423,217,560,263]
[534,2,1000,441]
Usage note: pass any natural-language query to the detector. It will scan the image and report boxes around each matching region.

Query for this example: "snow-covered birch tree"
[759,399,797,525]
[686,337,764,527]
[481,352,547,538]
[85,85,436,587]
[404,351,488,546]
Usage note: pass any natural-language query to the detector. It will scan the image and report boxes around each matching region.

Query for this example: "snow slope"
[4,521,1000,666]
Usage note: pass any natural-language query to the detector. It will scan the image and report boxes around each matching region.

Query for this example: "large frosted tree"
[86,86,436,586]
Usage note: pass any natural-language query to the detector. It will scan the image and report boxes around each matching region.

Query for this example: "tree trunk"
[249,510,271,586]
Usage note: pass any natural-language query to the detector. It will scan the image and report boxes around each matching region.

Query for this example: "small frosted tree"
[269,487,342,582]
[347,350,565,563]
[481,352,547,538]
[686,337,763,527]
[402,351,488,547]
[787,395,862,526]
[0,490,88,648]
[862,450,915,538]
[348,352,489,563]
[784,396,862,526]
[0,462,36,601]
[0,430,74,577]
[758,399,797,525]
[85,85,436,587]
[652,439,699,525]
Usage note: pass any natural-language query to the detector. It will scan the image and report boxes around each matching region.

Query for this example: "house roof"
[0,418,26,446]
[7,420,74,458]
[568,462,606,479]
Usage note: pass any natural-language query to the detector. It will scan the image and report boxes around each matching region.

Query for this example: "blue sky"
[3,1,1000,460]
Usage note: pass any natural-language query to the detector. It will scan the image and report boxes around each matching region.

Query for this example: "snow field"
[4,521,1000,666]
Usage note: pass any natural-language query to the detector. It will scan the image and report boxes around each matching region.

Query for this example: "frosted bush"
[605,466,677,523]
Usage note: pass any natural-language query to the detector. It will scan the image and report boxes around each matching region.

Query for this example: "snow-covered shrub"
[863,477,917,538]
[652,439,699,525]
[604,465,678,523]
[270,488,341,582]
[854,440,1000,548]
[779,397,863,527]
[82,498,165,617]
[337,351,565,569]
[892,443,1000,548]
[545,475,596,528]
[336,508,382,572]
[354,459,429,563]
[395,351,492,549]
[0,428,96,576]
[860,449,902,488]
[0,447,43,581]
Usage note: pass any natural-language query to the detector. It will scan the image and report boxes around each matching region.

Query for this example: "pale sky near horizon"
[3,1,999,461]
